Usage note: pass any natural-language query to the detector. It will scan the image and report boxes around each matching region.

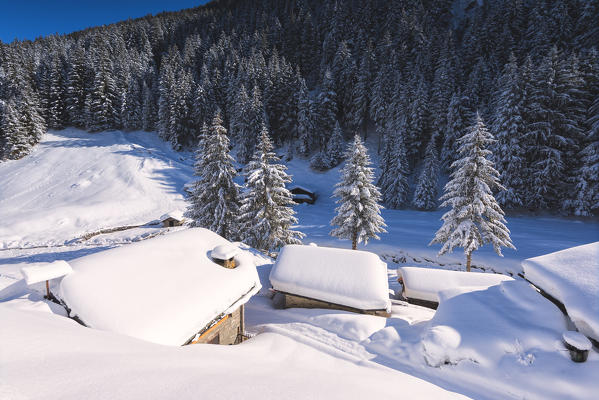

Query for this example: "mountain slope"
[0,128,192,248]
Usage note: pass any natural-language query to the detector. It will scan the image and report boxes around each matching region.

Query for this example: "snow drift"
[522,242,599,342]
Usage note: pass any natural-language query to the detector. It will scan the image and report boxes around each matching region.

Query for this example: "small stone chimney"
[211,244,238,269]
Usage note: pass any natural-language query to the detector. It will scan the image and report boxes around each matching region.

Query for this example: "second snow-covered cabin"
[58,228,261,346]
[269,245,391,317]
[289,186,317,205]
[159,210,185,227]
[398,267,513,309]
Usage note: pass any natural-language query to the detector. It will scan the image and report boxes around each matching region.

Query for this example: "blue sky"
[0,1,209,43]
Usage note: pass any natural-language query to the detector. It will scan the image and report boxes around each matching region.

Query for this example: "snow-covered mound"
[399,267,513,303]
[421,280,599,399]
[0,128,192,249]
[522,242,599,342]
[0,305,470,400]
[270,244,390,311]
[59,228,260,346]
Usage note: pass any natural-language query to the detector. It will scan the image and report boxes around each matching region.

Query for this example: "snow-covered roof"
[211,244,238,260]
[159,210,185,221]
[399,267,513,303]
[270,245,390,311]
[522,242,599,341]
[21,260,73,285]
[58,228,261,346]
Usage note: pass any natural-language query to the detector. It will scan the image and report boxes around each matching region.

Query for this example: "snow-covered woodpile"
[269,244,391,316]
[58,228,261,346]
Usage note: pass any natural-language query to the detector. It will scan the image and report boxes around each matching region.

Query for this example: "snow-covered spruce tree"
[237,86,265,164]
[331,135,386,250]
[412,138,439,210]
[382,131,410,209]
[238,124,304,252]
[442,90,473,171]
[430,112,515,272]
[326,121,345,168]
[187,111,240,240]
[315,68,337,149]
[297,77,313,156]
[1,99,29,159]
[492,54,526,209]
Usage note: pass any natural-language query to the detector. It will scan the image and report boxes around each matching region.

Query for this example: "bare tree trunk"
[352,230,357,250]
[466,252,472,272]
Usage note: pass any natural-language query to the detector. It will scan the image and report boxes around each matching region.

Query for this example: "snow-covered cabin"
[522,242,599,343]
[398,267,513,309]
[289,186,317,205]
[58,228,261,346]
[269,245,391,317]
[159,210,185,227]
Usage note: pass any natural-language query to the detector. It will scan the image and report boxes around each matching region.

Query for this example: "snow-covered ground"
[0,128,191,249]
[1,129,598,399]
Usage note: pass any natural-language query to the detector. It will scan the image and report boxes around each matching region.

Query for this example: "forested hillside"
[0,0,597,215]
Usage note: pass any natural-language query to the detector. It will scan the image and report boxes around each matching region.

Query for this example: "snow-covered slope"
[0,301,469,400]
[0,128,192,249]
[522,242,599,341]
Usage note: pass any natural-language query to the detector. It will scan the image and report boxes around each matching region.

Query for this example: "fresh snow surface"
[211,243,238,260]
[522,242,599,341]
[421,280,599,399]
[0,128,192,249]
[0,305,469,400]
[58,228,261,345]
[2,129,598,400]
[399,267,513,303]
[270,244,391,311]
[20,260,72,285]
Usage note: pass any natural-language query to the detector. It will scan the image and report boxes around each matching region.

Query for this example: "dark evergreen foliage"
[0,0,596,214]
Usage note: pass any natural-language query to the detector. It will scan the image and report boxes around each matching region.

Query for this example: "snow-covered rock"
[58,228,261,346]
[270,244,391,311]
[399,266,513,303]
[522,242,599,341]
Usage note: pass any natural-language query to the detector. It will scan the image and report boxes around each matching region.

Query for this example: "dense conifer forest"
[0,0,597,215]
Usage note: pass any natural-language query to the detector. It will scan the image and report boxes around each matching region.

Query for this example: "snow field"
[1,128,598,399]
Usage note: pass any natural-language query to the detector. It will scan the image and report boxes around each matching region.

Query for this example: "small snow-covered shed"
[522,242,599,343]
[289,186,317,205]
[58,228,261,346]
[398,267,513,309]
[160,210,185,227]
[269,245,391,317]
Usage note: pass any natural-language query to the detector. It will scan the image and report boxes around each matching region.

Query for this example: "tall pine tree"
[187,111,240,240]
[431,113,514,271]
[238,124,304,252]
[331,135,386,249]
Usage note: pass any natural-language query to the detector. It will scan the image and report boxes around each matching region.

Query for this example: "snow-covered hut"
[269,245,391,317]
[58,228,261,346]
[289,186,317,205]
[522,242,599,343]
[398,267,513,309]
[160,210,185,227]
